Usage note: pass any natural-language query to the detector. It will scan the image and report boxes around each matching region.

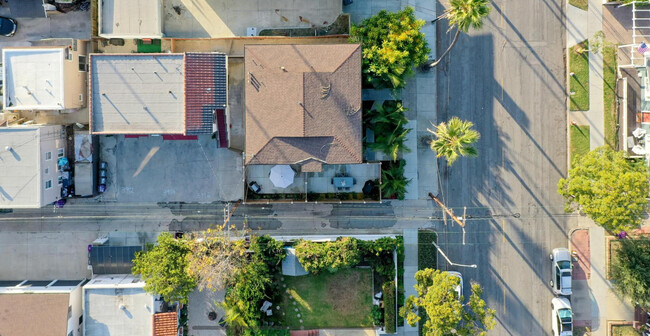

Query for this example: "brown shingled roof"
[245,44,362,168]
[153,312,178,336]
[0,293,70,336]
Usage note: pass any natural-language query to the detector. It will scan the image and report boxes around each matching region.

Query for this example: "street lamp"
[432,241,478,269]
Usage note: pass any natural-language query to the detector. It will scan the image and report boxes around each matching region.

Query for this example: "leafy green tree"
[610,237,650,309]
[294,237,363,273]
[350,7,429,89]
[381,159,411,200]
[132,232,196,304]
[428,117,480,166]
[362,237,399,278]
[365,101,412,161]
[400,269,496,336]
[251,234,286,273]
[558,146,649,233]
[425,0,492,68]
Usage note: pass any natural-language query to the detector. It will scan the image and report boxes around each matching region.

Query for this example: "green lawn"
[570,41,590,111]
[611,325,640,336]
[603,44,619,149]
[279,268,373,328]
[570,125,590,164]
[570,0,588,10]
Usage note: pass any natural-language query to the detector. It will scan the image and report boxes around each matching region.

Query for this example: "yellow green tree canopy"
[350,7,429,89]
[558,146,649,233]
[400,269,496,336]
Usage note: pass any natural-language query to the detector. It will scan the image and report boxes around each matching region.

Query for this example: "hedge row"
[294,237,400,277]
[383,281,396,334]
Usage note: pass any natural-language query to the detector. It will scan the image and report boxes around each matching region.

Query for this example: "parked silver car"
[550,247,572,296]
[551,297,573,336]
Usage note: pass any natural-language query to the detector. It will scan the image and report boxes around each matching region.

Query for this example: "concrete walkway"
[401,228,419,336]
[402,0,439,200]
[566,0,606,149]
[569,219,636,336]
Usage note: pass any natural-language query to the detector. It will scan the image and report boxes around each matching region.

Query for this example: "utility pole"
[429,193,465,228]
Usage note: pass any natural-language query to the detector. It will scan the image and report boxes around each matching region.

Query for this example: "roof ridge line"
[333,136,362,163]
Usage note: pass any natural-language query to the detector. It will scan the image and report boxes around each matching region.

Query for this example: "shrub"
[371,305,384,326]
[362,237,398,278]
[294,237,363,274]
[381,159,411,200]
[383,281,397,333]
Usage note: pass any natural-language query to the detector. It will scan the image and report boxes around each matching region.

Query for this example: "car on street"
[0,17,17,37]
[550,247,572,296]
[551,297,573,336]
[446,271,463,301]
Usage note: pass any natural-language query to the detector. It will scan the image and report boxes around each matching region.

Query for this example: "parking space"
[0,4,89,50]
[162,0,341,37]
[99,135,243,203]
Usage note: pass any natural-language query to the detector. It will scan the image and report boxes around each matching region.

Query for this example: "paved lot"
[0,5,89,50]
[188,289,226,336]
[433,0,570,334]
[0,231,96,280]
[100,135,243,203]
[162,0,341,37]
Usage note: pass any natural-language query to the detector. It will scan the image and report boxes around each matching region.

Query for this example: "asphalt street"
[433,0,569,334]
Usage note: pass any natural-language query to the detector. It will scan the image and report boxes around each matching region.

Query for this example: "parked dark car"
[0,17,17,37]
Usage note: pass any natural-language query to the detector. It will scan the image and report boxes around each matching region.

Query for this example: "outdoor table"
[333,177,354,188]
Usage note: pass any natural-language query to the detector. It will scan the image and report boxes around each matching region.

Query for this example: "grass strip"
[570,41,590,111]
[603,44,618,149]
[570,125,590,165]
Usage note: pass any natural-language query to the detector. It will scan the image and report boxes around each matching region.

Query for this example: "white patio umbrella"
[269,165,295,188]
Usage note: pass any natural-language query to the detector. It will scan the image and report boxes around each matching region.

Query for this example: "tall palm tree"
[428,117,480,166]
[425,0,491,68]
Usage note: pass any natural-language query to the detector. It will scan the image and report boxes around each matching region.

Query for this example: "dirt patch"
[324,269,367,313]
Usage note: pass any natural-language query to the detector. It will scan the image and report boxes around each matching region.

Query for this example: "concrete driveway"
[0,4,90,50]
[99,135,243,203]
[162,0,341,37]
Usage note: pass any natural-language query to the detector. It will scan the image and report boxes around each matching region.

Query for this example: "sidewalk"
[570,220,636,336]
[566,0,606,150]
[345,0,439,200]
[401,228,419,336]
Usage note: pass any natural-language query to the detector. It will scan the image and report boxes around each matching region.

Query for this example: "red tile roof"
[153,312,178,336]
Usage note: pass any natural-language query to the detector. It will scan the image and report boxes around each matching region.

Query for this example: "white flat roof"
[0,127,41,208]
[100,0,162,38]
[3,48,65,110]
[84,284,154,336]
[90,54,185,134]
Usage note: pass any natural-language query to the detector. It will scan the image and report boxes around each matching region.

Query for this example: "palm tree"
[424,0,491,68]
[428,117,480,166]
[365,101,412,161]
[381,159,411,200]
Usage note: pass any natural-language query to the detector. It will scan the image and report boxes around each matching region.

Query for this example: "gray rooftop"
[90,54,185,134]
[99,0,162,38]
[84,275,154,336]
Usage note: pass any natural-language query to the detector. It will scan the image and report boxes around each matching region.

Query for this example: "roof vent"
[119,304,126,310]
[5,146,12,152]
